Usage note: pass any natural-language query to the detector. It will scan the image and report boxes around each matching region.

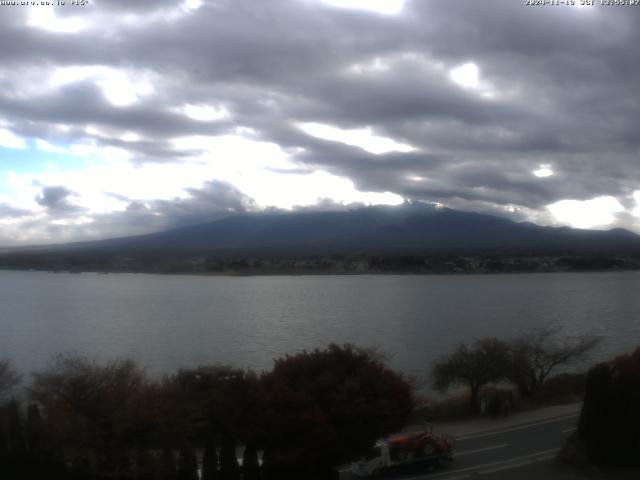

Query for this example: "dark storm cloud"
[1,0,640,241]
[118,179,256,225]
[3,180,256,246]
[74,180,256,241]
[0,83,233,140]
[35,186,82,213]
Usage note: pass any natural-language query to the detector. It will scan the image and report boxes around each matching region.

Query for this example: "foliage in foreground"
[261,344,413,475]
[0,344,414,480]
[578,346,640,466]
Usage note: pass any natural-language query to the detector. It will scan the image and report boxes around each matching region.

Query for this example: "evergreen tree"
[159,449,178,480]
[201,421,218,480]
[135,448,155,480]
[25,403,68,480]
[578,347,640,466]
[177,445,198,480]
[241,443,261,480]
[7,399,26,457]
[219,431,240,480]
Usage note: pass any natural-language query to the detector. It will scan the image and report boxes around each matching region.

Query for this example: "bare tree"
[0,359,21,399]
[432,338,511,411]
[30,354,150,430]
[508,327,601,397]
[29,354,152,477]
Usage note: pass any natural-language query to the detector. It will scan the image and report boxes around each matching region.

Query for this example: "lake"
[1,270,639,382]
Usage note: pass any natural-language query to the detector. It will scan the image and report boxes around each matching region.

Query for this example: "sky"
[0,0,639,245]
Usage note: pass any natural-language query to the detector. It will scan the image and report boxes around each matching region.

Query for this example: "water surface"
[1,270,638,380]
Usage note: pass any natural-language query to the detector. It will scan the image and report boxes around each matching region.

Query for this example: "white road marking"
[455,443,508,457]
[457,413,579,441]
[534,453,559,462]
[403,447,561,480]
[562,427,576,433]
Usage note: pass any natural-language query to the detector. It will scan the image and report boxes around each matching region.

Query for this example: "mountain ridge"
[6,202,640,257]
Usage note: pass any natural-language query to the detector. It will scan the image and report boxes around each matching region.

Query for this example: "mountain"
[20,202,640,257]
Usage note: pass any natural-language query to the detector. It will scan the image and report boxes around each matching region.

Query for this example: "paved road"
[342,412,580,480]
[411,412,578,480]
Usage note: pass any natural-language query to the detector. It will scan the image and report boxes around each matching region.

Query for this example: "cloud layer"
[0,0,639,245]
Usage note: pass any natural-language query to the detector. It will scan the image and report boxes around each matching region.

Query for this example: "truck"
[349,425,455,478]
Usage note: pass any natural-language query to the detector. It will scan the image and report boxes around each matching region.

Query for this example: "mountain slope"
[31,203,640,256]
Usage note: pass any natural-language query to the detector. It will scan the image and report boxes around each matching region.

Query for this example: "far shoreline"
[1,264,639,278]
